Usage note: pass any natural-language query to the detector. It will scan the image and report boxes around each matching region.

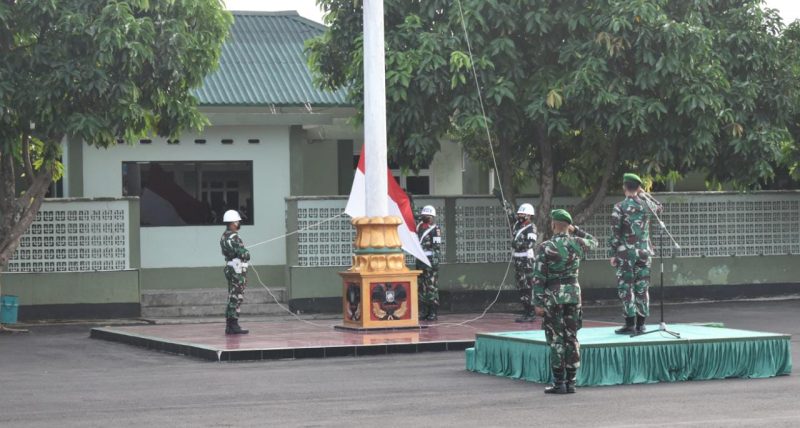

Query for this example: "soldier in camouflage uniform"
[220,210,250,335]
[509,203,538,322]
[533,209,597,394]
[416,205,442,321]
[609,173,663,335]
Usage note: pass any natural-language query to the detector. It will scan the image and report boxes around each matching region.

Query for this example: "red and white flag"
[345,147,431,266]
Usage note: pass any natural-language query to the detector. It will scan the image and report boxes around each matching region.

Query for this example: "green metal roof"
[195,11,349,107]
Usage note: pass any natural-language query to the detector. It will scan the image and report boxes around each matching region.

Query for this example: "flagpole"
[337,0,423,330]
[363,0,389,217]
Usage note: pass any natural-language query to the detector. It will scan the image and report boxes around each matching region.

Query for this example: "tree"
[0,1,231,292]
[780,20,800,183]
[308,0,798,235]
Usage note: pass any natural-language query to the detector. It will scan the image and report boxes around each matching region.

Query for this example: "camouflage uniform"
[511,216,537,318]
[220,230,250,320]
[416,221,442,317]
[609,195,662,319]
[533,223,597,392]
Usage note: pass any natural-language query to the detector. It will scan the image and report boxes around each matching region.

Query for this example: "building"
[4,11,798,320]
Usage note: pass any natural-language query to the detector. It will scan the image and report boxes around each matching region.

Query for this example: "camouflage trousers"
[416,261,440,308]
[513,257,534,311]
[615,255,651,317]
[224,266,247,320]
[543,302,582,371]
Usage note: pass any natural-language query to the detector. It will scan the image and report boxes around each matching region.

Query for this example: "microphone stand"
[632,192,681,339]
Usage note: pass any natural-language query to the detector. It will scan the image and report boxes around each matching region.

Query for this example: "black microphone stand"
[632,193,681,339]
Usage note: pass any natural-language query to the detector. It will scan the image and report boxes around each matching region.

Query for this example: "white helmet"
[420,205,436,217]
[223,210,242,223]
[517,203,535,216]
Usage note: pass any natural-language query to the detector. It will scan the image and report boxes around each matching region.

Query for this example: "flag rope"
[246,212,346,249]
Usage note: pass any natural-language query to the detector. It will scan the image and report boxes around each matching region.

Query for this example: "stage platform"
[89,314,612,361]
[465,324,792,386]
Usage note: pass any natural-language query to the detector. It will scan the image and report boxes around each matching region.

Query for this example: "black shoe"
[635,315,647,334]
[426,308,438,321]
[419,305,429,321]
[565,369,577,393]
[226,319,248,335]
[615,317,636,334]
[515,312,536,323]
[544,381,567,394]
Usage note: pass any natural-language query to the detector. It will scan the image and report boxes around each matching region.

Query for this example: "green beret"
[550,209,573,224]
[623,173,642,185]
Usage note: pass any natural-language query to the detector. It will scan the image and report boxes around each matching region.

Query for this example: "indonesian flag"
[345,147,431,266]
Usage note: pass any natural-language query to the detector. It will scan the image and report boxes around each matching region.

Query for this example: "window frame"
[122,160,255,227]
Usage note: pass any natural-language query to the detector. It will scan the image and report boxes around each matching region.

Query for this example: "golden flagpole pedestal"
[337,216,422,331]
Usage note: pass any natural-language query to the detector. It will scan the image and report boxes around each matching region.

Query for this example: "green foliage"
[309,0,799,197]
[0,0,231,271]
[0,0,232,156]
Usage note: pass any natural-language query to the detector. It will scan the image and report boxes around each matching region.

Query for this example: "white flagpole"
[363,0,389,217]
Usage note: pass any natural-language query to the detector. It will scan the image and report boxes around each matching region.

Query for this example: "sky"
[226,0,800,24]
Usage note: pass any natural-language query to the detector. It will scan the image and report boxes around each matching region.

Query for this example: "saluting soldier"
[609,173,663,335]
[220,210,250,335]
[416,205,442,321]
[509,203,538,322]
[533,209,598,394]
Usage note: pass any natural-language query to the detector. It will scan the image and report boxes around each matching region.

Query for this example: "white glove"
[227,258,243,274]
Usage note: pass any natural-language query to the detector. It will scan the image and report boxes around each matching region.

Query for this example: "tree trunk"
[536,125,554,241]
[572,138,620,225]
[0,170,51,271]
[0,139,54,273]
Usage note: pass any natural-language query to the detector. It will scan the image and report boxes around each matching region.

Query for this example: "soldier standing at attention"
[609,173,663,335]
[221,210,250,335]
[533,209,597,394]
[416,205,442,321]
[509,203,538,322]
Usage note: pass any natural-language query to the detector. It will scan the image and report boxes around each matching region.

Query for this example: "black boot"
[226,318,248,335]
[426,307,438,321]
[515,312,535,323]
[565,368,577,393]
[544,369,567,394]
[615,317,636,334]
[419,304,429,321]
[515,304,536,323]
[635,315,647,334]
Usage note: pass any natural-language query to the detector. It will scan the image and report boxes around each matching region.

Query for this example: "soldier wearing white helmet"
[416,205,443,321]
[509,202,538,322]
[220,210,250,334]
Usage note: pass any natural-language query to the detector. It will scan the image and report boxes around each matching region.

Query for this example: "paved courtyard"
[1,299,798,427]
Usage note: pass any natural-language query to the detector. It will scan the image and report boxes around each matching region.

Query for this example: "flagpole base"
[339,216,422,330]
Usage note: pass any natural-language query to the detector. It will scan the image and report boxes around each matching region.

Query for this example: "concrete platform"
[90,313,614,361]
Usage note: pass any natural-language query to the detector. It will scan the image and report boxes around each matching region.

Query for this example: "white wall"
[81,125,291,268]
[431,140,463,195]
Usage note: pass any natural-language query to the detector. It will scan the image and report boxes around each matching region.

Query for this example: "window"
[122,161,253,226]
[352,153,433,195]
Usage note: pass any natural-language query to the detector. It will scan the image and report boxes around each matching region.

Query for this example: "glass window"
[405,176,431,195]
[122,161,253,226]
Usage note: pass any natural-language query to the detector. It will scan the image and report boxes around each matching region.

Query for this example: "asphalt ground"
[0,299,798,427]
